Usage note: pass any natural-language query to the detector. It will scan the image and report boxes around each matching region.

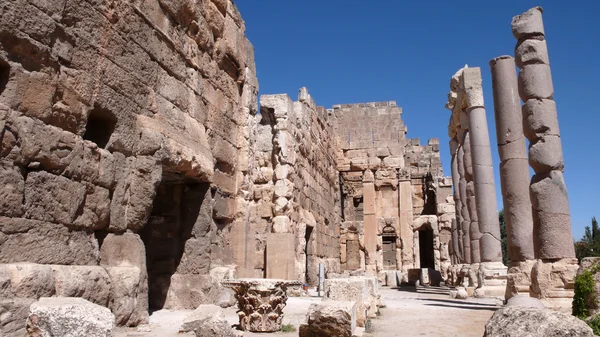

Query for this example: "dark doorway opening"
[382,235,397,270]
[140,172,209,313]
[419,228,435,269]
[304,226,314,285]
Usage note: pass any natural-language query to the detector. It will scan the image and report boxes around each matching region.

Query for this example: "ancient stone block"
[323,278,370,327]
[0,263,55,299]
[0,161,24,217]
[27,297,116,337]
[50,265,111,307]
[110,157,161,232]
[299,300,356,337]
[0,217,99,265]
[180,304,238,337]
[105,266,149,327]
[266,233,295,280]
[24,171,86,225]
[511,6,545,40]
[515,39,550,67]
[518,64,554,100]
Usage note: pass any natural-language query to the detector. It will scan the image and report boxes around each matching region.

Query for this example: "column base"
[505,259,536,301]
[530,258,579,312]
[473,261,508,298]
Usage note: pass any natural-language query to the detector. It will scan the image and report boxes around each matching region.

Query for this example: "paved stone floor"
[116,285,500,337]
[370,286,501,337]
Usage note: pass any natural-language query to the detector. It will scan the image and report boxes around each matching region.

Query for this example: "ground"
[115,286,500,337]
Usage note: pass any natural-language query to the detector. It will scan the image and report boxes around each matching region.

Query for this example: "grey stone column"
[456,138,471,265]
[489,56,535,262]
[463,132,481,264]
[463,68,502,263]
[512,7,575,260]
[450,138,463,263]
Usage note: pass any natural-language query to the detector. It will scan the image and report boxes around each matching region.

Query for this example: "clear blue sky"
[236,1,600,240]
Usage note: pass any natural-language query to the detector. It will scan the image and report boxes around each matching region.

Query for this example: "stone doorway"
[140,172,210,312]
[304,225,316,285]
[418,228,435,269]
[382,235,397,270]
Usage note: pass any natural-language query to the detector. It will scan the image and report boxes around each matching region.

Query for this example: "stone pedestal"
[505,260,536,300]
[529,258,579,312]
[474,262,508,298]
[222,279,301,332]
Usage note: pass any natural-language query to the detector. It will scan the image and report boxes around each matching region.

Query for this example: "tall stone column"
[456,140,471,265]
[462,68,507,297]
[489,56,535,299]
[512,7,578,310]
[449,138,463,263]
[462,132,481,265]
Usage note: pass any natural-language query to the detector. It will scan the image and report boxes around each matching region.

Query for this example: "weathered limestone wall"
[0,0,257,332]
[332,102,406,276]
[258,88,340,285]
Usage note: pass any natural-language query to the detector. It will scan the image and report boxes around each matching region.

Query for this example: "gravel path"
[116,285,500,337]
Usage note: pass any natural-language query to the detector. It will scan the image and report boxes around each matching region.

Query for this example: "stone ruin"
[0,0,586,335]
[445,6,579,310]
[0,0,455,334]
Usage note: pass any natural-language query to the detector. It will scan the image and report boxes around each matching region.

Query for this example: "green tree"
[575,217,600,262]
[499,209,509,266]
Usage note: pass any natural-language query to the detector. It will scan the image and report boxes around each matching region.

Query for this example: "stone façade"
[0,0,451,333]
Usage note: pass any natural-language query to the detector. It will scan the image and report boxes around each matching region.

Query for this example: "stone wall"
[0,0,257,332]
[257,88,341,285]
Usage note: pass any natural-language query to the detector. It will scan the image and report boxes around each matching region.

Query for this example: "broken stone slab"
[323,278,371,327]
[299,300,356,337]
[483,305,594,337]
[27,297,115,337]
[179,304,239,337]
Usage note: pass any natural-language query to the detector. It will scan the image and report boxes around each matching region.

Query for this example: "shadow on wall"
[140,171,210,312]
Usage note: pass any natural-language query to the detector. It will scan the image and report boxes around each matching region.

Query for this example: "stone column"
[512,7,578,309]
[462,131,481,265]
[456,139,471,265]
[489,55,536,299]
[449,138,463,263]
[463,68,507,297]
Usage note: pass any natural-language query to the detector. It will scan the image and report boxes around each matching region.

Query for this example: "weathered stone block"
[105,266,149,327]
[50,265,111,307]
[266,233,295,280]
[24,171,86,225]
[0,161,24,217]
[0,263,55,299]
[0,217,100,265]
[323,278,370,327]
[27,297,116,337]
[299,300,356,337]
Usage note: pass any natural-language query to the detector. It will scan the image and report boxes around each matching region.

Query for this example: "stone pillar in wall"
[462,67,507,297]
[449,138,463,263]
[398,174,415,274]
[490,55,536,300]
[363,172,377,274]
[512,7,578,310]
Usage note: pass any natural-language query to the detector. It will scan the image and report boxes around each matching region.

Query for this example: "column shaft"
[490,56,535,262]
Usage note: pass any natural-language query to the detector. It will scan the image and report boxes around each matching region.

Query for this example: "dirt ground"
[115,285,500,337]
